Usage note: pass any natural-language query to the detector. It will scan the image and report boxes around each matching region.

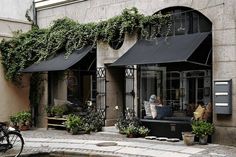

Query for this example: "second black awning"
[22,46,92,72]
[111,32,211,66]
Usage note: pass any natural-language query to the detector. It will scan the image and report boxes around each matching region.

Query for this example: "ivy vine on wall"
[0,7,170,83]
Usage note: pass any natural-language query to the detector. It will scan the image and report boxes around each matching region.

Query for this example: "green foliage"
[191,120,215,137]
[123,123,150,138]
[0,28,48,83]
[29,73,44,110]
[138,126,150,137]
[10,115,20,126]
[124,124,140,137]
[65,108,104,135]
[0,7,169,83]
[65,114,84,131]
[84,108,104,132]
[10,111,31,126]
[51,105,67,117]
[18,111,31,124]
[116,109,149,137]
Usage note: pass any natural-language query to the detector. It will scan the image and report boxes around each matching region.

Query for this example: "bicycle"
[0,122,24,157]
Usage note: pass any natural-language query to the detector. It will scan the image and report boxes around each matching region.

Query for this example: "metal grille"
[97,67,106,78]
[125,65,134,78]
[125,66,135,111]
[96,67,106,125]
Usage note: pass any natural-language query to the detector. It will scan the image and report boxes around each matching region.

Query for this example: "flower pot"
[199,135,208,145]
[126,134,137,138]
[20,125,30,131]
[182,132,195,146]
[71,128,78,135]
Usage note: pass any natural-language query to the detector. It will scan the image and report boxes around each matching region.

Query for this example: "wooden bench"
[46,117,66,130]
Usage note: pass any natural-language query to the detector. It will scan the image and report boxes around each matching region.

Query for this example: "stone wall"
[97,33,138,125]
[0,0,32,122]
[37,0,236,145]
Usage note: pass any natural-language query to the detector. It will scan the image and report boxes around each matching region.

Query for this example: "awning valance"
[111,32,211,66]
[22,46,92,72]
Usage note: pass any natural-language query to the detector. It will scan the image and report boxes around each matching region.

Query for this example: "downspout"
[33,0,37,26]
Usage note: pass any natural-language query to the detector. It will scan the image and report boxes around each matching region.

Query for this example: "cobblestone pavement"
[3,128,236,157]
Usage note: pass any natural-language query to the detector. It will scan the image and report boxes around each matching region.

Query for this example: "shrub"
[191,120,215,137]
[124,124,139,137]
[138,126,150,137]
[10,111,31,128]
[65,114,85,134]
[17,111,31,126]
[116,109,149,137]
[10,115,19,126]
[84,109,104,132]
[51,105,67,117]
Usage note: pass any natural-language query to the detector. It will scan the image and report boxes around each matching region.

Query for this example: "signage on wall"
[214,80,232,114]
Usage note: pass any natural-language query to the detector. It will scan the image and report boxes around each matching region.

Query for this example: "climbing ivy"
[0,7,170,83]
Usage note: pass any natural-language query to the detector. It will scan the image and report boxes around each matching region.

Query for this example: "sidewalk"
[5,128,236,157]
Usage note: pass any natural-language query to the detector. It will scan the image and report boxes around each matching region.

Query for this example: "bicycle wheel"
[6,131,24,157]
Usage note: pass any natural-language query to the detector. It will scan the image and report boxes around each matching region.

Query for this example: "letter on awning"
[111,32,211,66]
[22,46,92,72]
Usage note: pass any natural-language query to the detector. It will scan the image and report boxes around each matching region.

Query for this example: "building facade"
[0,0,33,122]
[35,0,236,145]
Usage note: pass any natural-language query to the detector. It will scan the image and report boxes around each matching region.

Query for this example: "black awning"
[22,46,92,72]
[111,32,211,66]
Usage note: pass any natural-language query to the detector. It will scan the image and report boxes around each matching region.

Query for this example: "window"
[165,72,181,111]
[149,7,211,37]
[67,70,79,104]
[139,65,166,119]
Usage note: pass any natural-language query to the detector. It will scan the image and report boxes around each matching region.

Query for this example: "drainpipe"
[32,0,37,26]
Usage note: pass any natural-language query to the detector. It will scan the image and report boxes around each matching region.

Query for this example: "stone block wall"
[36,0,236,145]
[0,0,32,122]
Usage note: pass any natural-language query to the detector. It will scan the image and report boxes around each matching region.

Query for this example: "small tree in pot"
[191,120,215,145]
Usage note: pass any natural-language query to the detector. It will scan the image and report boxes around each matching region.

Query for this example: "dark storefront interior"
[112,7,213,138]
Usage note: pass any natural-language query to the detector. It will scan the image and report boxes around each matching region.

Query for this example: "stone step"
[102,126,119,133]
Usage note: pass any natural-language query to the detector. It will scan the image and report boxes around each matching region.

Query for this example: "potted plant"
[17,111,31,131]
[51,106,65,118]
[9,115,19,129]
[191,120,215,145]
[124,124,139,138]
[182,132,195,146]
[65,114,85,135]
[138,126,150,137]
[45,106,52,117]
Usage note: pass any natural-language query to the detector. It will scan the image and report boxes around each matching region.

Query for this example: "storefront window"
[140,65,166,119]
[166,72,181,111]
[140,68,211,119]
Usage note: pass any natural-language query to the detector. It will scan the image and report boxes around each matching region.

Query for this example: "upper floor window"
[149,7,212,37]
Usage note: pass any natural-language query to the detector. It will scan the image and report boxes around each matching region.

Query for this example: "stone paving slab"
[3,129,235,157]
[22,137,204,157]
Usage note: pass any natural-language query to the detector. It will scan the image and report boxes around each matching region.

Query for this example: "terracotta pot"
[20,125,30,131]
[199,135,208,145]
[182,132,195,146]
[126,134,137,138]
